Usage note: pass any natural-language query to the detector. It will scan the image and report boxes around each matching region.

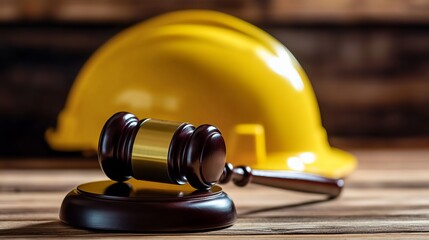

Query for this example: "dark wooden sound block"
[60,179,236,232]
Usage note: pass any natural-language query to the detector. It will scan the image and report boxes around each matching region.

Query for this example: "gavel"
[99,112,344,198]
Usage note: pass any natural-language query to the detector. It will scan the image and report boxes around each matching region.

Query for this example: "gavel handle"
[219,163,344,198]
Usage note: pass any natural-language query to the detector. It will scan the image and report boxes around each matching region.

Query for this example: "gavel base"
[59,180,237,232]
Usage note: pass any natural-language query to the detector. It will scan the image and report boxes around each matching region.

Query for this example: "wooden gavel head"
[98,112,226,190]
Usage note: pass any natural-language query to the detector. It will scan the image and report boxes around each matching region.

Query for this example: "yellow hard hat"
[46,10,356,178]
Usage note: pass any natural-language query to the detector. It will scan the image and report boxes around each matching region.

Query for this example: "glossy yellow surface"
[46,10,356,178]
[131,118,182,184]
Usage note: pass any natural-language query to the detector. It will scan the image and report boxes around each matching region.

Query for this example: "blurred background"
[0,0,428,166]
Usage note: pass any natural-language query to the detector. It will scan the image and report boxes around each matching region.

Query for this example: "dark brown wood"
[98,112,138,182]
[98,112,227,190]
[168,121,196,185]
[59,179,236,232]
[99,112,344,196]
[183,124,226,190]
[1,0,427,24]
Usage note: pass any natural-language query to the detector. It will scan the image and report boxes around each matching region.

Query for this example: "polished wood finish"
[1,149,429,238]
[99,112,343,196]
[98,112,226,190]
[98,112,138,182]
[60,180,236,232]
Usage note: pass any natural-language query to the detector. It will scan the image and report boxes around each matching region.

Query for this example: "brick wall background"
[0,0,428,157]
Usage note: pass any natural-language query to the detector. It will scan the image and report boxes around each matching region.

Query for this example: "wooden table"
[1,149,429,239]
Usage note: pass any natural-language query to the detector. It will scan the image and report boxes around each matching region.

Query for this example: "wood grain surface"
[1,149,429,239]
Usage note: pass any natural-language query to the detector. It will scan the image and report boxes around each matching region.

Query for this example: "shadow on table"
[0,220,220,237]
[0,198,333,237]
[0,221,163,237]
[0,221,93,238]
